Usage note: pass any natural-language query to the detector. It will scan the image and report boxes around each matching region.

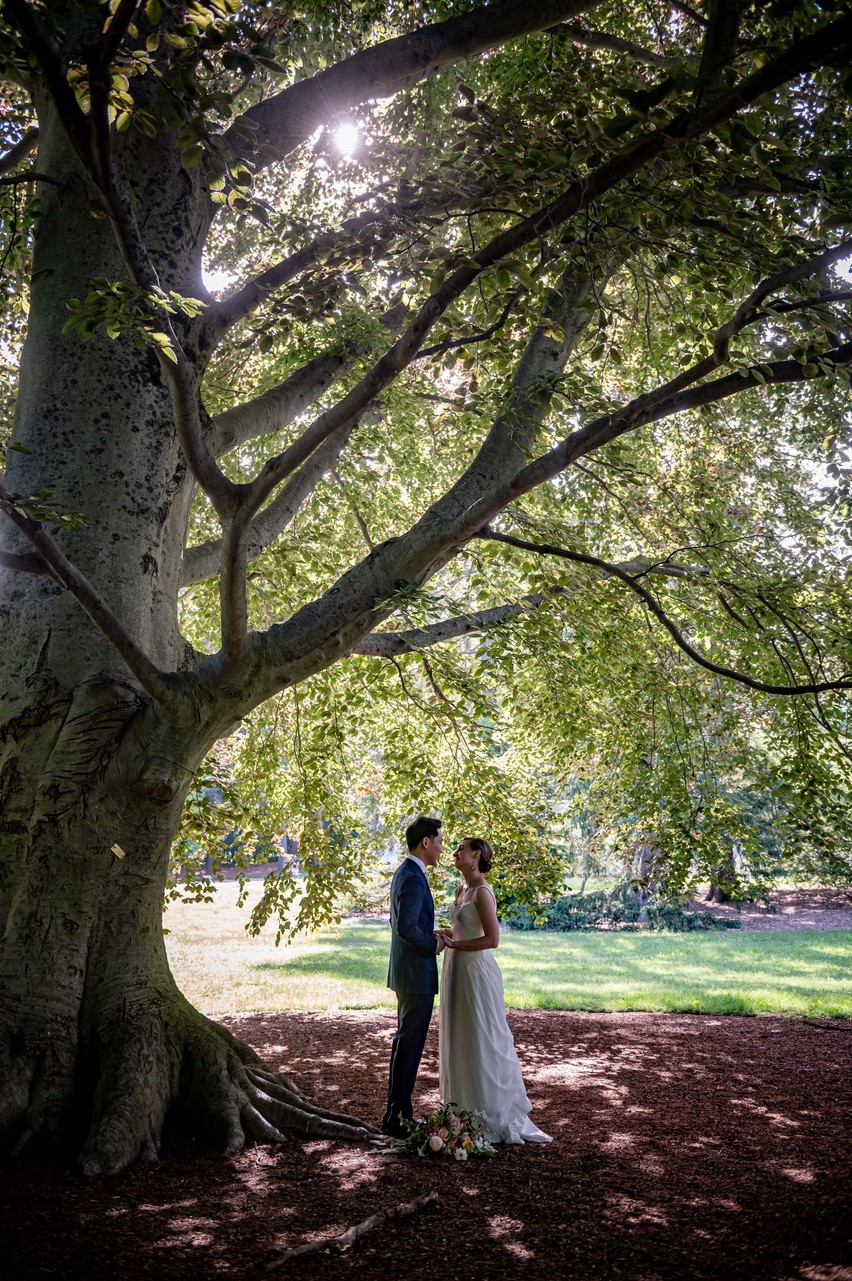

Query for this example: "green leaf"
[181,144,204,169]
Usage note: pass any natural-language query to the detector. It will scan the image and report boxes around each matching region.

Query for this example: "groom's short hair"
[406,815,442,851]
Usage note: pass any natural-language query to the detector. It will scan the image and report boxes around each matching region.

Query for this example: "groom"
[381,815,445,1138]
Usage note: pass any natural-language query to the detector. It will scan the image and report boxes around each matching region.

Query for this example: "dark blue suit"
[382,857,439,1135]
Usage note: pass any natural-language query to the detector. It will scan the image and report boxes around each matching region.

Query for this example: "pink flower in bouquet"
[451,1117,462,1133]
[428,1134,444,1153]
[460,1133,470,1144]
[437,1127,449,1140]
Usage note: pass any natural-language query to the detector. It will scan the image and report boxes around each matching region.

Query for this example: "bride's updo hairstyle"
[468,838,493,874]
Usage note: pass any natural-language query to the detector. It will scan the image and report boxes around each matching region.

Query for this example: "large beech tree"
[0,0,850,1172]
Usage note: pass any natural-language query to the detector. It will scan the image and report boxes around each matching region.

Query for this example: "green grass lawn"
[164,882,852,1019]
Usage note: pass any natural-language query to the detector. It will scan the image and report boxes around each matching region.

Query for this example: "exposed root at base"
[1,997,379,1175]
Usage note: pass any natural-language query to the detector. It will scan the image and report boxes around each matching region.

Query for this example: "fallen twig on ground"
[267,1189,439,1267]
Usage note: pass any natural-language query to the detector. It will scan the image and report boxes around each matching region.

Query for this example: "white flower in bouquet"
[454,1148,468,1161]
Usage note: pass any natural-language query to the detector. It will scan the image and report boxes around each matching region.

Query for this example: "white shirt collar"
[406,853,428,878]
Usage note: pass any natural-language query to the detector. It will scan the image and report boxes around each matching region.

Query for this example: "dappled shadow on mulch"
[692,887,852,933]
[1,1011,850,1281]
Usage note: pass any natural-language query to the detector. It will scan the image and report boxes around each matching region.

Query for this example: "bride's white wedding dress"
[439,886,552,1145]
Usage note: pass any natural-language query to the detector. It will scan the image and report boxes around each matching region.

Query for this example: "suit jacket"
[387,857,439,996]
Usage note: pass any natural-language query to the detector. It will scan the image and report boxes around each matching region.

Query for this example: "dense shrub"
[500,886,741,932]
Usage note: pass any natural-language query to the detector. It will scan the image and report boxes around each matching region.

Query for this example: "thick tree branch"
[511,339,852,502]
[0,125,38,176]
[0,548,51,576]
[235,16,852,528]
[0,486,173,703]
[353,597,550,657]
[163,349,240,518]
[478,528,852,695]
[0,169,61,187]
[695,0,743,103]
[505,237,852,506]
[352,557,699,656]
[557,23,668,67]
[208,350,352,459]
[223,0,602,171]
[4,2,90,157]
[218,515,250,660]
[208,207,389,338]
[97,0,139,73]
[180,423,355,587]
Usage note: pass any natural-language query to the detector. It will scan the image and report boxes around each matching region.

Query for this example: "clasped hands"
[434,927,455,952]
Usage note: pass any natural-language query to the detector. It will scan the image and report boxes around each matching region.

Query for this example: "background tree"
[0,0,850,1174]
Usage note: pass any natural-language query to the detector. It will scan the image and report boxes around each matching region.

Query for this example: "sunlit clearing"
[334,121,359,156]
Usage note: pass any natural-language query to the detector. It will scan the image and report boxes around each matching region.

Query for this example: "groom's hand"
[434,933,445,954]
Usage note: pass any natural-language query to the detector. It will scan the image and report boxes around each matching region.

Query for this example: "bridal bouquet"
[402,1102,497,1160]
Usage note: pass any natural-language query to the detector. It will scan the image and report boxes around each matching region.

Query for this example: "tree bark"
[0,96,373,1172]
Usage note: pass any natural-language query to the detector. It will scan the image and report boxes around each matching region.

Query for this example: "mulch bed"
[693,887,852,932]
[1,1009,850,1281]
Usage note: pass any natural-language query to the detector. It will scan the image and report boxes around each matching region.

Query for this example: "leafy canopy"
[1,0,850,930]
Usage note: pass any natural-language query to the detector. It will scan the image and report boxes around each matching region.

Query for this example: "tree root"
[267,1191,439,1267]
[1,995,379,1174]
[0,1009,79,1157]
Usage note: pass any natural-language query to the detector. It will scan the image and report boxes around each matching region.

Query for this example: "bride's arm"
[445,885,500,952]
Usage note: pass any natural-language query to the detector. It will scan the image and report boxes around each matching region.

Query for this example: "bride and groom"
[381,815,551,1145]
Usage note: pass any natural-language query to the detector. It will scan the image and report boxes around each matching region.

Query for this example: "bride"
[438,837,551,1145]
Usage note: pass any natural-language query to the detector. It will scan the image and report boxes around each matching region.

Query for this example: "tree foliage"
[2,0,852,922]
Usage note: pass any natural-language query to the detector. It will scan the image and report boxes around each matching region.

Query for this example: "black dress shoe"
[381,1121,409,1139]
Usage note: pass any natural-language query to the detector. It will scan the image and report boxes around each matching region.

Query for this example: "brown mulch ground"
[692,887,852,932]
[1,1008,850,1281]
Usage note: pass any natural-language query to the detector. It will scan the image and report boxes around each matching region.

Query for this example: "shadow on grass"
[249,925,852,1017]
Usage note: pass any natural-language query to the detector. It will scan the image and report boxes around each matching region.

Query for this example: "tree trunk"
[0,98,373,1172]
[578,851,590,897]
[0,685,373,1171]
[705,847,736,904]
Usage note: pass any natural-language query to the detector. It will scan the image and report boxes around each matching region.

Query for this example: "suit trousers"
[382,991,434,1133]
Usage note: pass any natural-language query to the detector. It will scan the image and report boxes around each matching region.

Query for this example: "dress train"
[438,889,551,1145]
